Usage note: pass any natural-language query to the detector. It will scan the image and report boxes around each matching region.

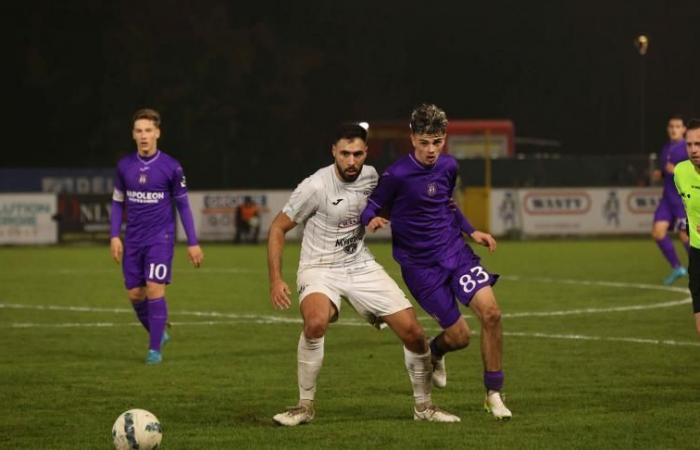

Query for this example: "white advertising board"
[0,194,58,244]
[489,187,661,236]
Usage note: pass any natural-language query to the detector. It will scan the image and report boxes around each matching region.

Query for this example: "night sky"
[5,1,700,188]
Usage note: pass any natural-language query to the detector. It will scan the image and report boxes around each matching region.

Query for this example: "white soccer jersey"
[283,164,378,269]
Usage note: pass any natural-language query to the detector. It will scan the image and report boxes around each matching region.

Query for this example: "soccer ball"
[112,408,162,450]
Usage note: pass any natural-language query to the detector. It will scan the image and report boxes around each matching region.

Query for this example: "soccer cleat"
[431,355,447,388]
[484,390,512,420]
[272,403,315,426]
[145,349,162,365]
[663,266,688,285]
[413,404,461,423]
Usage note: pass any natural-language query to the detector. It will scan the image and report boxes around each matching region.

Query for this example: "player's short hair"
[686,119,700,132]
[333,122,368,144]
[410,103,448,135]
[669,113,685,125]
[132,108,161,128]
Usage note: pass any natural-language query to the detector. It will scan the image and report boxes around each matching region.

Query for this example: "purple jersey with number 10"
[113,150,188,246]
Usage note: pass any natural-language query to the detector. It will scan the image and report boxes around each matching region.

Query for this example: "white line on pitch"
[3,319,699,348]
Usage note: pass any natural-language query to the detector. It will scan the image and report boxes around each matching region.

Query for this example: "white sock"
[403,346,432,407]
[298,332,324,402]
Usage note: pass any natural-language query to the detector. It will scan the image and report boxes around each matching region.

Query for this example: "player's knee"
[401,324,427,351]
[453,329,470,349]
[651,228,665,240]
[127,288,146,303]
[481,305,502,328]
[303,318,328,339]
[445,325,470,349]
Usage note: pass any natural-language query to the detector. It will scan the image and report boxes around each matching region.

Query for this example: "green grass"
[1,239,699,449]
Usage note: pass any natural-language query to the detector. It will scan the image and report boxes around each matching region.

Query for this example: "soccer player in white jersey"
[267,123,460,425]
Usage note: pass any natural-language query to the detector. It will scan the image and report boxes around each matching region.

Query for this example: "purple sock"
[147,297,168,352]
[132,300,149,331]
[656,237,681,268]
[484,370,504,392]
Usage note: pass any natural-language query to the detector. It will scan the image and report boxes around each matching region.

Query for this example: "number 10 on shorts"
[148,263,168,281]
[459,266,489,294]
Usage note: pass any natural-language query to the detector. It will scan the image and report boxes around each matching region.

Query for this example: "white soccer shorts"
[296,260,412,329]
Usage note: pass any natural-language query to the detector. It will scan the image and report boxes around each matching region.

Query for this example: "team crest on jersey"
[427,182,437,196]
[138,173,148,185]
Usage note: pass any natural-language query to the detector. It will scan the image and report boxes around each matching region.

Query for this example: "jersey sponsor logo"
[522,191,591,215]
[427,182,437,197]
[332,198,344,205]
[126,190,165,204]
[338,217,359,229]
[335,227,365,254]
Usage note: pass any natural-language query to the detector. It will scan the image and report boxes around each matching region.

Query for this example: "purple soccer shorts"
[401,245,499,329]
[654,198,687,231]
[122,242,174,289]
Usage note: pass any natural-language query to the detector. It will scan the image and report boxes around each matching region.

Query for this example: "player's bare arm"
[110,236,123,263]
[187,245,204,268]
[470,230,497,252]
[267,212,297,310]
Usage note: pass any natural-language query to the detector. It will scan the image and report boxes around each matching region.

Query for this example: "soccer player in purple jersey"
[110,108,204,365]
[361,104,512,420]
[652,115,689,285]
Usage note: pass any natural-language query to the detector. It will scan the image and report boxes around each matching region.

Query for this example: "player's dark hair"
[669,113,685,125]
[333,122,368,144]
[686,119,700,132]
[410,103,448,135]
[132,108,161,128]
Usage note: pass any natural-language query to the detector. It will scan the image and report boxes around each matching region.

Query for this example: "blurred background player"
[234,196,263,244]
[673,119,700,336]
[652,114,688,285]
[361,103,512,420]
[110,108,204,364]
[267,123,459,426]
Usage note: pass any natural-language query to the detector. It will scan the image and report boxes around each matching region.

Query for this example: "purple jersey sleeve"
[175,195,198,245]
[111,166,126,238]
[361,170,400,225]
[452,202,475,235]
[172,165,188,199]
[170,164,197,245]
[110,200,124,238]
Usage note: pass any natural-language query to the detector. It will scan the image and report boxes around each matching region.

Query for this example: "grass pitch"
[1,239,699,449]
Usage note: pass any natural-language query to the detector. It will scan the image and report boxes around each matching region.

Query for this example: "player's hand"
[470,230,497,252]
[270,279,292,310]
[187,245,204,268]
[367,217,389,233]
[110,237,123,264]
